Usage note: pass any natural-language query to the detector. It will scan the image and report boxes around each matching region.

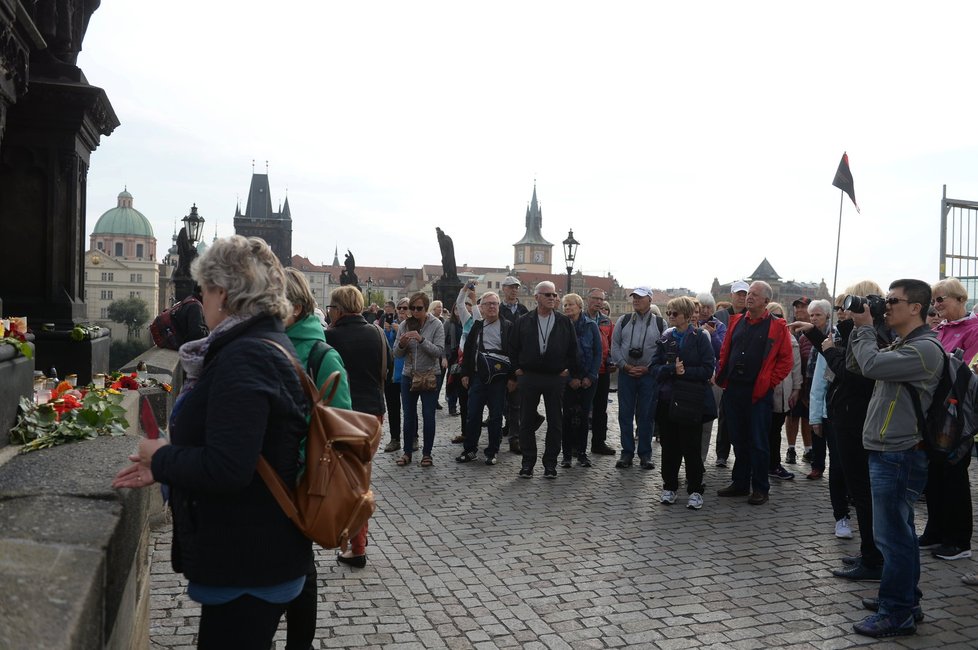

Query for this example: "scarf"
[177,314,252,394]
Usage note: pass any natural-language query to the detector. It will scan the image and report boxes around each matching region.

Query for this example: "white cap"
[730,280,749,293]
[629,286,653,298]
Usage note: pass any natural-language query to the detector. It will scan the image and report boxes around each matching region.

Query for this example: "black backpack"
[904,341,977,465]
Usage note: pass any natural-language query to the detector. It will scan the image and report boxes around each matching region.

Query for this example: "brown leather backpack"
[257,340,382,550]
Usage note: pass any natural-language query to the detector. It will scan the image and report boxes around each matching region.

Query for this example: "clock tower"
[513,183,553,273]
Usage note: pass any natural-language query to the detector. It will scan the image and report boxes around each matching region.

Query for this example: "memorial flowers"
[10,383,129,453]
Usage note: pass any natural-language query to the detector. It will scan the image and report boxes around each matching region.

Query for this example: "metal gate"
[940,185,978,306]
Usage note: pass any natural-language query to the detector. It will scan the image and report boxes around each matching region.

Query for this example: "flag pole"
[829,190,844,331]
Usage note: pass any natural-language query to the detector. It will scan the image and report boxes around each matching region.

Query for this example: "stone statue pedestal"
[433,277,463,308]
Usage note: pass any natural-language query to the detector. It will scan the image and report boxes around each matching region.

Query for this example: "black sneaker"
[455,451,478,463]
[831,563,882,581]
[543,467,557,479]
[933,544,972,561]
[785,448,797,464]
[615,454,633,468]
[560,456,572,469]
[591,443,616,455]
[917,534,941,550]
[577,454,592,468]
[639,456,655,470]
[435,403,443,410]
[853,612,916,638]
[802,449,813,463]
[518,467,533,478]
[862,598,924,623]
[841,555,863,566]
[485,455,497,466]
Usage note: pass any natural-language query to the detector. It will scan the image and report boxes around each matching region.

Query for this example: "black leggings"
[198,594,288,650]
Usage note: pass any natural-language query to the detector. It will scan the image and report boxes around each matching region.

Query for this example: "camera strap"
[629,311,653,352]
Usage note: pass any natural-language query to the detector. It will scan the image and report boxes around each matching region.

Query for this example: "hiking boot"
[862,598,924,623]
[384,439,401,453]
[853,612,916,638]
[785,447,797,464]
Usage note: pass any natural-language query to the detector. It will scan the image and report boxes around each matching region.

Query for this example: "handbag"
[410,369,437,392]
[668,378,706,426]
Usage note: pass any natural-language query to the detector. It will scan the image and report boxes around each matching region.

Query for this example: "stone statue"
[174,227,194,280]
[339,249,359,287]
[436,227,458,280]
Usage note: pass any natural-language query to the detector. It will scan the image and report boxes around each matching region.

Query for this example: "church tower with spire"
[233,167,292,267]
[513,183,553,273]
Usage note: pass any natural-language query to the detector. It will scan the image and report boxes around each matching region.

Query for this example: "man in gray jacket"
[847,279,942,639]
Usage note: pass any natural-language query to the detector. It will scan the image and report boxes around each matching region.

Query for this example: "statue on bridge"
[339,250,359,288]
[436,227,458,281]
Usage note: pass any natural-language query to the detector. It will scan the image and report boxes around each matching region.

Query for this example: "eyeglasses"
[665,311,682,317]
[396,306,408,311]
[481,302,499,307]
[538,292,558,298]
[884,297,911,306]
[932,295,952,305]
[833,306,843,312]
[409,305,426,312]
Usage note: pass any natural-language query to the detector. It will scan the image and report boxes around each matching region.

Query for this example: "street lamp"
[182,204,206,244]
[366,276,374,304]
[562,229,580,294]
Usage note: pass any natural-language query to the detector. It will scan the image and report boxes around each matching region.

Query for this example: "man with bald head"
[715,281,794,505]
[508,281,578,479]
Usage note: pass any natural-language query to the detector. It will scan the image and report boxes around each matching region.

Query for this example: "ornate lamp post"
[365,277,374,304]
[183,204,206,244]
[562,229,580,294]
[173,204,206,301]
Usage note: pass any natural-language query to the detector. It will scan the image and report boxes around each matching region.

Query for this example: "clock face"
[516,250,524,263]
[533,251,545,263]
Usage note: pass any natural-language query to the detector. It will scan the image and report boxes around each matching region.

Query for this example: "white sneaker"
[686,492,704,510]
[660,490,678,505]
[835,517,853,539]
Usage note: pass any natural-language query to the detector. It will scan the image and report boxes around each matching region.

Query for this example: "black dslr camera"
[843,294,886,320]
[628,347,643,360]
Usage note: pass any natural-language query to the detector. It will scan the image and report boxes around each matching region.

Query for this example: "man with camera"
[611,286,665,469]
[715,281,794,505]
[846,280,942,638]
[508,281,578,478]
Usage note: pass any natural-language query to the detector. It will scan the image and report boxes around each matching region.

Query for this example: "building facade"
[234,172,292,268]
[513,184,554,274]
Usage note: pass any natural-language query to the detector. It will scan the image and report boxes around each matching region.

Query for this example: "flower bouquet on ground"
[10,381,129,453]
[105,371,172,393]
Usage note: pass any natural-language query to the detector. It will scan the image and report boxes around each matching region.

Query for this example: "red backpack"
[149,296,199,350]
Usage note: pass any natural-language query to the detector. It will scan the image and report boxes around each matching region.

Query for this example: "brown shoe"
[806,469,824,480]
[717,484,750,497]
[747,491,769,505]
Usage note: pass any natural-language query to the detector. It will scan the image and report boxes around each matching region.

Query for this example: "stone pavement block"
[147,407,978,648]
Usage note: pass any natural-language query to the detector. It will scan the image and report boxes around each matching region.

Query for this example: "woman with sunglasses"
[650,296,716,510]
[382,298,410,452]
[393,291,445,467]
[922,278,976,570]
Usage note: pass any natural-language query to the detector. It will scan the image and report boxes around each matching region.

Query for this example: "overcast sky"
[79,1,978,296]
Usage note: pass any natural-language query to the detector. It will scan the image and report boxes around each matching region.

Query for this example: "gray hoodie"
[393,315,445,377]
[848,324,943,452]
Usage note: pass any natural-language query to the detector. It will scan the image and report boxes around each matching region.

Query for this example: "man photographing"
[847,279,942,638]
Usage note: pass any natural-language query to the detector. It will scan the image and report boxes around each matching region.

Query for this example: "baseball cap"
[792,296,812,307]
[629,286,653,298]
[730,280,749,293]
[502,276,521,287]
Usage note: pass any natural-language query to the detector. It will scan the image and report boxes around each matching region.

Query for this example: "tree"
[107,297,150,341]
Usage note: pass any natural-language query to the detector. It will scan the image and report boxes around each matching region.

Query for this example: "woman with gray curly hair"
[113,236,313,649]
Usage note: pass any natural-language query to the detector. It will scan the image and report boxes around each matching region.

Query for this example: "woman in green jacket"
[282,268,353,649]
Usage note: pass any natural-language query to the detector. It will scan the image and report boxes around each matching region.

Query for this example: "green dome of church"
[92,189,154,238]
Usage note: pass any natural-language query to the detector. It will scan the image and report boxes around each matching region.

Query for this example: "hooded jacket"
[286,313,352,410]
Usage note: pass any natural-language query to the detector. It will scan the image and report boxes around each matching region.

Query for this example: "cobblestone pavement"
[149,397,978,649]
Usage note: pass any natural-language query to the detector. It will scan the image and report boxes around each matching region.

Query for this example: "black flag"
[832,152,860,213]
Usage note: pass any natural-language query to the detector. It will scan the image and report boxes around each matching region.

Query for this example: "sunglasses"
[397,306,408,311]
[409,305,426,312]
[665,310,682,317]
[538,292,558,298]
[884,297,911,306]
[833,306,843,312]
[931,295,952,305]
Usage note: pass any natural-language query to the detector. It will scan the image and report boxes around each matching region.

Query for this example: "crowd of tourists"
[110,234,978,644]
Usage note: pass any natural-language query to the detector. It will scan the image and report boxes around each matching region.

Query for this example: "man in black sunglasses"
[847,279,942,638]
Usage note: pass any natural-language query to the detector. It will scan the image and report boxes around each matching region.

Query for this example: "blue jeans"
[723,385,772,493]
[401,380,437,457]
[617,372,656,457]
[464,377,506,456]
[868,448,928,617]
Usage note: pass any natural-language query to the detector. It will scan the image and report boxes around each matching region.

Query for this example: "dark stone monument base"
[433,277,464,308]
[0,343,34,447]
[32,329,110,386]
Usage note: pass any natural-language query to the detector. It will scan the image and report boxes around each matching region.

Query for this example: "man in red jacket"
[715,281,794,505]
